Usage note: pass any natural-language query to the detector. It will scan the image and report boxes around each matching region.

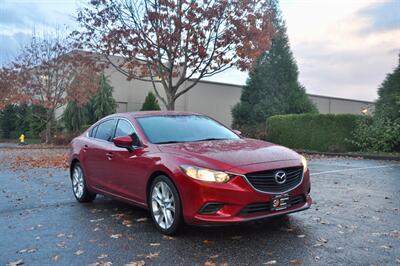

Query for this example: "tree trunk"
[165,92,176,110]
[44,109,54,144]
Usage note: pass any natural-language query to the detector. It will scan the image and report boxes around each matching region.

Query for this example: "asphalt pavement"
[0,148,399,266]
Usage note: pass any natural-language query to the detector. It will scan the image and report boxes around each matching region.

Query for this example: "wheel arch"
[146,170,182,207]
[70,158,80,178]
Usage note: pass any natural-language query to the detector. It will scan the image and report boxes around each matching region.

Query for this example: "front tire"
[149,175,183,235]
[71,162,96,203]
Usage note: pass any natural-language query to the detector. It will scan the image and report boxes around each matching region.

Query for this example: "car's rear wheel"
[149,175,182,235]
[71,162,96,203]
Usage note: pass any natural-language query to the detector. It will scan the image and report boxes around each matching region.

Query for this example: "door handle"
[106,152,113,160]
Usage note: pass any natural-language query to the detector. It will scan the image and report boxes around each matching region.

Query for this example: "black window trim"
[86,117,137,143]
[113,117,137,139]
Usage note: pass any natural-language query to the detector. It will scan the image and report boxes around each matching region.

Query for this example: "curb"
[297,149,400,161]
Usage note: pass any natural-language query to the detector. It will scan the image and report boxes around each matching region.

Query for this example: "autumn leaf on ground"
[204,262,216,266]
[122,220,133,227]
[75,250,84,256]
[263,260,277,265]
[17,248,36,254]
[6,259,24,266]
[162,235,175,240]
[57,233,65,238]
[98,254,109,259]
[52,255,60,261]
[125,261,145,266]
[90,218,104,223]
[150,243,160,246]
[290,259,301,265]
[317,237,328,243]
[136,217,147,222]
[145,252,160,259]
[202,239,214,245]
[297,234,305,238]
[209,255,219,259]
[110,234,122,239]
[380,245,392,250]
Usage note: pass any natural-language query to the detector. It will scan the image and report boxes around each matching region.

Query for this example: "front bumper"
[176,162,312,225]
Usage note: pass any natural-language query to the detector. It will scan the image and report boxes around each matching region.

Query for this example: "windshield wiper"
[194,138,229,142]
[154,140,184,144]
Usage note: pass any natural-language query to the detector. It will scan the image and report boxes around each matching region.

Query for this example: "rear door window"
[94,119,117,141]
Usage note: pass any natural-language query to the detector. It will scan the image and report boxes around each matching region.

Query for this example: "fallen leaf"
[90,218,104,223]
[6,259,24,266]
[209,255,219,259]
[317,237,328,243]
[136,217,147,222]
[125,261,145,266]
[57,233,65,238]
[98,254,109,259]
[145,252,159,259]
[263,260,277,265]
[75,250,84,256]
[202,239,214,245]
[380,245,391,250]
[315,256,320,261]
[110,234,122,239]
[290,259,301,265]
[52,255,60,261]
[162,235,175,240]
[204,262,216,266]
[150,243,160,246]
[297,234,305,238]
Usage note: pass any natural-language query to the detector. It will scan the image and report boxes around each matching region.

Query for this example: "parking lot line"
[311,164,400,176]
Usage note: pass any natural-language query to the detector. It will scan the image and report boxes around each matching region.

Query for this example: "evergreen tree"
[141,92,161,111]
[63,101,88,133]
[232,0,317,137]
[0,105,17,138]
[374,54,400,122]
[90,74,117,121]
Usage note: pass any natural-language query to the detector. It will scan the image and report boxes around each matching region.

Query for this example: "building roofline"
[190,79,375,104]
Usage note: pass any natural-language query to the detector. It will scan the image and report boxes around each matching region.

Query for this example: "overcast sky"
[0,0,399,101]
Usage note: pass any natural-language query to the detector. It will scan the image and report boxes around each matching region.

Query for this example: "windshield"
[137,115,240,144]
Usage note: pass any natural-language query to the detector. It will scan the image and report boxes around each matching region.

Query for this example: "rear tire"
[149,175,183,235]
[71,162,96,203]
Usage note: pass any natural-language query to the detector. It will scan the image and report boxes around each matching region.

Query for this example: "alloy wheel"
[151,181,176,230]
[72,166,84,199]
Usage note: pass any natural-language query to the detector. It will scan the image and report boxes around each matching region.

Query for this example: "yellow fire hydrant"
[19,133,25,145]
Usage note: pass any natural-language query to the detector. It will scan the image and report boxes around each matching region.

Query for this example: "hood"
[158,138,300,170]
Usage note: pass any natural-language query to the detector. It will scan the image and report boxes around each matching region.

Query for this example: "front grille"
[245,166,303,193]
[239,194,306,215]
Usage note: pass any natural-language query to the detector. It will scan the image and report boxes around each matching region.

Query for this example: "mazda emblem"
[274,170,287,184]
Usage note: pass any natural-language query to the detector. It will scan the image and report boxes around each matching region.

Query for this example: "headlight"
[180,165,231,183]
[301,155,308,171]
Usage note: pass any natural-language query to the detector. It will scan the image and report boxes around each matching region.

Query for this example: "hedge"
[266,113,366,152]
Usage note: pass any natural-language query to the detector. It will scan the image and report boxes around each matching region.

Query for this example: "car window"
[114,119,135,138]
[94,119,116,141]
[137,115,239,144]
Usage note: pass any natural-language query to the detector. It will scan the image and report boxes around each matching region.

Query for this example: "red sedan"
[69,111,312,235]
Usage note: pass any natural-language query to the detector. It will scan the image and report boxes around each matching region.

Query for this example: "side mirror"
[113,133,140,152]
[232,129,242,136]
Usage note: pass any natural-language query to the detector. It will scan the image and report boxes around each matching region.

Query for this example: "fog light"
[198,202,224,214]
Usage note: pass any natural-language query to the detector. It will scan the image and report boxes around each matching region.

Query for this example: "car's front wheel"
[149,175,183,235]
[71,162,96,203]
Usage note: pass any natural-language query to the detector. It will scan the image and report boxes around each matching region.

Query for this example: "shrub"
[141,92,161,111]
[348,117,400,152]
[266,113,364,152]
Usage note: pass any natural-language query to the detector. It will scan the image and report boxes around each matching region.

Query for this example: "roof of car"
[129,111,202,118]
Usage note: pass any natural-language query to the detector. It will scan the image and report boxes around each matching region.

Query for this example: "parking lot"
[1,148,399,266]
